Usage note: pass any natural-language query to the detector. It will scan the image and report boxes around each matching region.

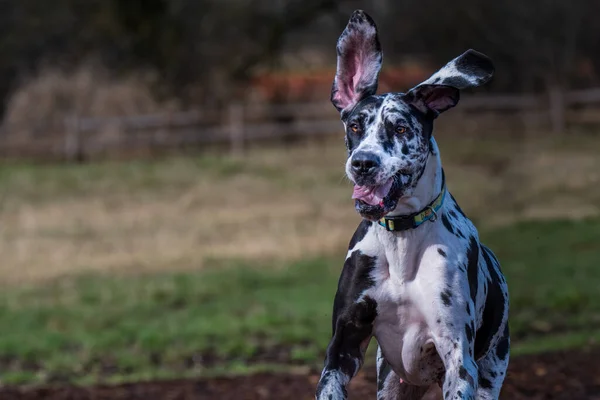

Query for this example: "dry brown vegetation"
[1,133,599,285]
[2,64,179,142]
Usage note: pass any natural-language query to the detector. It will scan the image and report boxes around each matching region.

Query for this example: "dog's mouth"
[352,178,393,206]
[351,176,403,220]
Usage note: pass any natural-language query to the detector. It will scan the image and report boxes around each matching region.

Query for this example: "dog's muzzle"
[350,151,381,184]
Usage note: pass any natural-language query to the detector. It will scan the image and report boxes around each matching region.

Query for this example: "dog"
[315,10,510,400]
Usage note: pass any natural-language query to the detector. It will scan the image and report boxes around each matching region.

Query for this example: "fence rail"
[2,87,600,161]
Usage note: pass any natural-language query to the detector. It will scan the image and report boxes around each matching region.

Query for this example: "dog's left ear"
[405,49,494,117]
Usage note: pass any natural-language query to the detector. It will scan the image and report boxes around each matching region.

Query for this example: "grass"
[1,218,600,385]
[1,134,600,284]
[1,133,600,385]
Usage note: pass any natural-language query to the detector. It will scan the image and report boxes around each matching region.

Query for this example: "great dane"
[315,10,510,400]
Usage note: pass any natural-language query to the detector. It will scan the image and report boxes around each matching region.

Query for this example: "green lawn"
[0,217,599,385]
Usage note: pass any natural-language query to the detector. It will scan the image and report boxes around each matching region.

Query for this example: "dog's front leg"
[438,341,478,400]
[315,296,377,400]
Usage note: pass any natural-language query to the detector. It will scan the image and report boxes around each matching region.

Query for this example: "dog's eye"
[395,126,407,134]
[349,123,360,133]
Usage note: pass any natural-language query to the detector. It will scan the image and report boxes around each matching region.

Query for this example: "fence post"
[548,85,566,134]
[64,115,82,162]
[228,103,244,156]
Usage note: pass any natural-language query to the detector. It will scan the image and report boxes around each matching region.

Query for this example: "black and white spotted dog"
[315,10,510,400]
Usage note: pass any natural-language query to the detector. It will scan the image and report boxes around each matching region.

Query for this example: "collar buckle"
[427,206,438,222]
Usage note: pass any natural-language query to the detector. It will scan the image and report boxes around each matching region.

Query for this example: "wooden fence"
[2,87,600,161]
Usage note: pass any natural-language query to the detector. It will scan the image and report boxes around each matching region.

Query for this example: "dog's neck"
[374,137,443,279]
[386,136,444,219]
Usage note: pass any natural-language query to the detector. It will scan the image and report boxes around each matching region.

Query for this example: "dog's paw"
[315,371,348,400]
[315,384,347,400]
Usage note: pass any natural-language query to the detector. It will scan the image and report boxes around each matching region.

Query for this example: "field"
[1,133,600,399]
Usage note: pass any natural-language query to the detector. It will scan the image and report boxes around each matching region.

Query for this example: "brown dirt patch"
[1,348,600,399]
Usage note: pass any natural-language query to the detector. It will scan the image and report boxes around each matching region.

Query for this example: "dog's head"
[332,10,494,221]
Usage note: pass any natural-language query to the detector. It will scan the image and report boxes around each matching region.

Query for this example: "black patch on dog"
[377,356,392,392]
[479,376,493,389]
[327,295,378,377]
[455,50,495,81]
[459,366,474,386]
[343,96,384,151]
[438,248,447,258]
[465,323,473,342]
[466,302,471,315]
[496,324,510,360]
[440,289,453,306]
[333,251,377,327]
[401,142,409,155]
[320,250,379,387]
[441,213,455,235]
[380,132,396,155]
[466,237,479,305]
[450,194,467,218]
[348,220,372,250]
[474,245,506,360]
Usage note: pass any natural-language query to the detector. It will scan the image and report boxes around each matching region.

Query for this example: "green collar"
[378,171,446,232]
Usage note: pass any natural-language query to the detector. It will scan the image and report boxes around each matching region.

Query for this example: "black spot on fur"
[321,250,379,384]
[465,323,473,342]
[459,366,475,386]
[343,96,384,150]
[327,296,378,377]
[466,302,471,315]
[496,324,510,360]
[401,142,409,155]
[479,376,493,389]
[441,213,455,234]
[466,237,479,306]
[334,252,377,326]
[454,49,495,82]
[377,356,392,392]
[474,245,507,360]
[440,289,453,306]
[438,248,447,258]
[348,220,372,250]
[450,194,467,218]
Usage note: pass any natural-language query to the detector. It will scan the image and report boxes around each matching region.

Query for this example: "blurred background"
[1,1,600,399]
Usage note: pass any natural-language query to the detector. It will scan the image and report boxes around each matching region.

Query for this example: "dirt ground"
[1,348,599,400]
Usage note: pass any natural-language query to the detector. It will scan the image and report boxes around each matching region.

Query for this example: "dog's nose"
[351,152,381,175]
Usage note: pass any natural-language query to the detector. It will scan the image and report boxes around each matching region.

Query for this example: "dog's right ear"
[331,10,383,113]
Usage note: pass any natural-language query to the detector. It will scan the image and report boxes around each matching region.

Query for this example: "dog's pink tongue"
[352,179,393,206]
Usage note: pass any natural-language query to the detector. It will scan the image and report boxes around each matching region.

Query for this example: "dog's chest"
[362,251,445,385]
